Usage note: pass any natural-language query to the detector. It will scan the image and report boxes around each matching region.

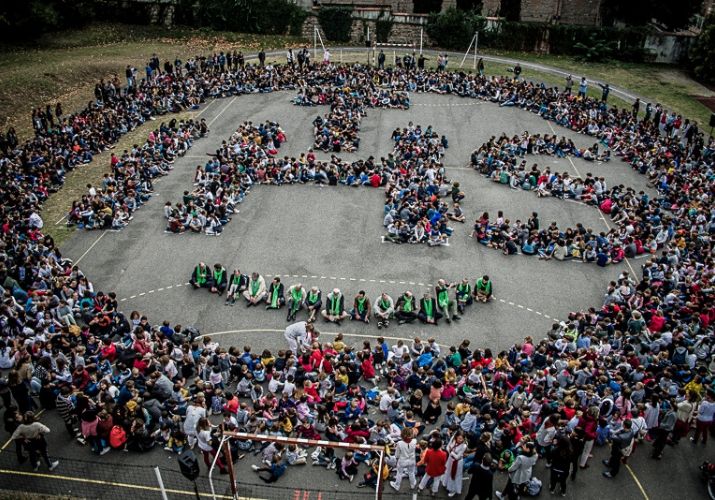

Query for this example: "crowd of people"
[163,121,285,235]
[469,131,665,264]
[294,80,409,153]
[0,49,713,499]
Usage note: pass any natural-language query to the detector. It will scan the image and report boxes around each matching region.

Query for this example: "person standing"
[549,436,572,495]
[11,412,59,471]
[496,441,537,499]
[602,419,634,478]
[578,77,588,98]
[465,452,494,500]
[258,49,266,67]
[390,427,417,491]
[691,390,715,445]
[418,439,447,495]
[378,50,386,69]
[443,432,467,497]
[652,400,676,459]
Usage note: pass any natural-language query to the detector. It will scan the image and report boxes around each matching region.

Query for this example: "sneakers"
[76,436,87,445]
[100,447,111,455]
[33,462,40,472]
[384,320,389,328]
[495,492,503,499]
[251,465,259,471]
[389,482,399,491]
[602,471,613,478]
[377,321,383,330]
[49,460,59,471]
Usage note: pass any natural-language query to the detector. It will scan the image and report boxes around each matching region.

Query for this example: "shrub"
[689,16,715,85]
[375,16,394,43]
[317,6,353,42]
[426,7,486,50]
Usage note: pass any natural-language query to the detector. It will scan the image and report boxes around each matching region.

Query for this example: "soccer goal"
[214,430,388,500]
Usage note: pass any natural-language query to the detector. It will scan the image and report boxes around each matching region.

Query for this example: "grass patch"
[0,23,304,140]
[480,50,714,126]
[40,111,197,246]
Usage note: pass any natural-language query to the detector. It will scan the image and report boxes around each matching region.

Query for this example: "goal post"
[222,430,388,500]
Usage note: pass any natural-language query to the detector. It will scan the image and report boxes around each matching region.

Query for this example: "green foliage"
[573,34,616,62]
[375,16,394,43]
[426,7,486,50]
[186,0,308,35]
[317,6,353,43]
[477,22,650,63]
[194,0,306,34]
[689,16,715,84]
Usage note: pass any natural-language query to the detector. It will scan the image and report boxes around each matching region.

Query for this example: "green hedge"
[426,10,652,62]
[317,6,354,43]
[376,17,394,43]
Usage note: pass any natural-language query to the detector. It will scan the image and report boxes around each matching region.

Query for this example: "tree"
[601,0,703,31]
[426,7,486,50]
[689,16,715,84]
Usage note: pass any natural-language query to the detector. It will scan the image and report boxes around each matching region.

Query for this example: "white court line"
[207,96,238,127]
[73,231,106,265]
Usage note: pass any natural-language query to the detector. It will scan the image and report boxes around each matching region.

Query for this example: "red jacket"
[424,448,447,477]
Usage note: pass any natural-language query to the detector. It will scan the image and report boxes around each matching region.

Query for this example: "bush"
[189,0,307,35]
[426,7,486,50]
[317,6,353,43]
[689,16,715,85]
[375,16,394,43]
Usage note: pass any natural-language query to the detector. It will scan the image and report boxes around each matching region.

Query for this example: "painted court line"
[73,231,106,266]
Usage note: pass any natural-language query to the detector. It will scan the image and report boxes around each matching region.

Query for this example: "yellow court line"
[625,464,650,500]
[0,468,263,500]
[1,409,45,451]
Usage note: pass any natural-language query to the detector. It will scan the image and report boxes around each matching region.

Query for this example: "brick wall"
[482,0,501,16]
[510,0,602,26]
[519,0,557,23]
[559,0,602,25]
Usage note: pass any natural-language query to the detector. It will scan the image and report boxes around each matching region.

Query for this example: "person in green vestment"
[418,292,442,325]
[374,292,395,329]
[350,290,372,324]
[474,275,493,303]
[225,269,248,306]
[209,263,227,295]
[395,291,417,325]
[285,283,307,321]
[435,279,460,323]
[455,278,473,314]
[189,262,210,289]
[305,286,322,323]
[321,288,349,324]
[265,277,285,310]
[242,272,267,306]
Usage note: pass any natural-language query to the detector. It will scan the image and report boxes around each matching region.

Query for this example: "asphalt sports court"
[9,89,709,499]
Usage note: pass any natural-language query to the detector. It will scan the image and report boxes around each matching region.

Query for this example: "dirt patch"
[693,96,715,113]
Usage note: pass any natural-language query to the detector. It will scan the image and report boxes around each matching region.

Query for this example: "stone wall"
[507,0,603,26]
[559,0,602,26]
[302,10,431,46]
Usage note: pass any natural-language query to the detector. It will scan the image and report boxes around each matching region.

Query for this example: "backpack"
[109,425,127,449]
[523,477,542,497]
